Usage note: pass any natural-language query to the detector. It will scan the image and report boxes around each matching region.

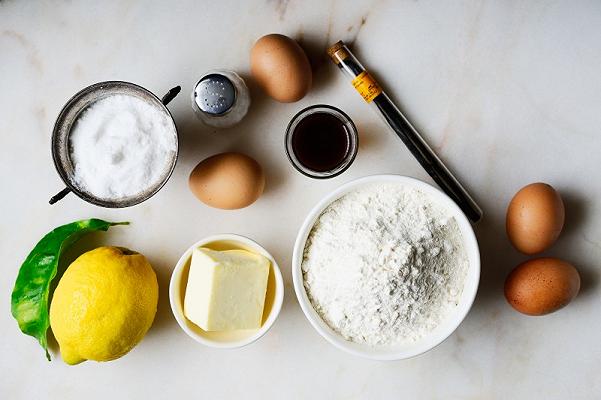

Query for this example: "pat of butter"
[184,247,270,331]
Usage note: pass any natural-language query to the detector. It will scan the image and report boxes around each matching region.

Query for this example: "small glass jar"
[191,70,250,128]
[285,104,358,179]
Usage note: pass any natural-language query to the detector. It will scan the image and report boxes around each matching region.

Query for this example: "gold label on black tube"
[352,71,382,102]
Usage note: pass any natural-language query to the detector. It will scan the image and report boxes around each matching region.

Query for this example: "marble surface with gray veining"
[1,1,600,399]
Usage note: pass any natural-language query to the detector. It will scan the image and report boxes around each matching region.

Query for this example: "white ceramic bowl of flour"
[292,175,480,360]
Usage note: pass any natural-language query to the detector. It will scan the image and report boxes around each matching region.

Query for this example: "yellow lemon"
[49,246,158,365]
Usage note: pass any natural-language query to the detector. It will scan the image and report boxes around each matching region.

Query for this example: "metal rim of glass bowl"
[50,81,180,208]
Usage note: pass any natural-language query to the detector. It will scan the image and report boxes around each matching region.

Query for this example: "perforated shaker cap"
[193,74,236,115]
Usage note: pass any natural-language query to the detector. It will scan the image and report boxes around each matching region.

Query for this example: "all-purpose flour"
[302,184,469,346]
[69,95,176,200]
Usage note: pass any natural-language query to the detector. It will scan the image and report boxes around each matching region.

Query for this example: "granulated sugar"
[302,183,469,346]
[69,94,176,200]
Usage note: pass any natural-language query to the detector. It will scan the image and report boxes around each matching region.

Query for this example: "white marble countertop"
[2,1,600,398]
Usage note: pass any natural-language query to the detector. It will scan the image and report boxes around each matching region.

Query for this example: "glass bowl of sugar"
[50,81,180,207]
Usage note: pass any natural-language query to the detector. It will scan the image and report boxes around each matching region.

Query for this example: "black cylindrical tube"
[327,41,483,223]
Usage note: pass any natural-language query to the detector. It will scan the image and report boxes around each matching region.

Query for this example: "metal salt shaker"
[191,70,251,128]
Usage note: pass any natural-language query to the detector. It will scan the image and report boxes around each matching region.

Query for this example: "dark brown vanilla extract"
[291,112,350,172]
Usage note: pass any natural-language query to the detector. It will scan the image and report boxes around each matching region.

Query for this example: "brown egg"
[506,182,565,254]
[250,34,312,102]
[504,258,580,316]
[189,152,265,210]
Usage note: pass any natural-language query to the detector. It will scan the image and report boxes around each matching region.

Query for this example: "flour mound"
[302,184,469,346]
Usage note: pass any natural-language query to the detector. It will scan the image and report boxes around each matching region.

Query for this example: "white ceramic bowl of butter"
[292,174,480,360]
[169,234,284,348]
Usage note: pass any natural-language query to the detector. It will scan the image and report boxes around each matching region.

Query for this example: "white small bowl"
[292,175,480,360]
[169,234,284,349]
